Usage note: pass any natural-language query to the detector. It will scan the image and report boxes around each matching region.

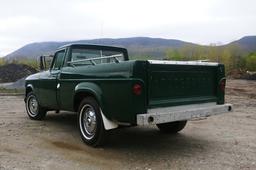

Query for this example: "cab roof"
[57,43,127,52]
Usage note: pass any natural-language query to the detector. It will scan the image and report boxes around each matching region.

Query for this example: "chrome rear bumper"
[137,102,232,126]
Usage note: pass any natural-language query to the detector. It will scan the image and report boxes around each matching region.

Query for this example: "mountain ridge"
[4,36,256,60]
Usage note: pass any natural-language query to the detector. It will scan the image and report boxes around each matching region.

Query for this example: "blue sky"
[0,0,255,56]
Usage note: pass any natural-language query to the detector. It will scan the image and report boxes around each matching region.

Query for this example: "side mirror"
[39,56,46,71]
[39,55,53,71]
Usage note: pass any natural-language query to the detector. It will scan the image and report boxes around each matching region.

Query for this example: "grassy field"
[0,87,24,94]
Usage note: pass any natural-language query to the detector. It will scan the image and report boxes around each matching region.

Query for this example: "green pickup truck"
[25,44,232,146]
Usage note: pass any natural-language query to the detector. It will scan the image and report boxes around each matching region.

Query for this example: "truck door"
[39,50,65,109]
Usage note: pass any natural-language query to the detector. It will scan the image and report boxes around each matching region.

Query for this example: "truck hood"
[25,72,42,80]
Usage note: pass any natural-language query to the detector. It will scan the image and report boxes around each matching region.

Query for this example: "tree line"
[1,45,256,74]
[165,44,256,73]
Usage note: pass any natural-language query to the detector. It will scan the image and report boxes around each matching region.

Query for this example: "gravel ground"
[0,79,256,170]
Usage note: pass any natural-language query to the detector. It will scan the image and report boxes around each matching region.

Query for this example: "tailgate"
[147,60,224,108]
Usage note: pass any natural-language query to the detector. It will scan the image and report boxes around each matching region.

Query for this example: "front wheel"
[78,97,106,147]
[156,121,187,133]
[25,92,47,120]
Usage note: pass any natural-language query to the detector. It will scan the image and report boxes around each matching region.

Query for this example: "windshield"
[69,48,125,66]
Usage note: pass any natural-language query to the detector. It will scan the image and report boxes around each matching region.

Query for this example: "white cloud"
[0,0,255,56]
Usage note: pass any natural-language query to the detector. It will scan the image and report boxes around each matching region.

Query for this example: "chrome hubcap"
[80,104,97,139]
[28,96,38,116]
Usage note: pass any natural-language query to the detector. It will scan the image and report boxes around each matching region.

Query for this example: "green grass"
[0,87,25,94]
[129,55,156,60]
[0,58,39,70]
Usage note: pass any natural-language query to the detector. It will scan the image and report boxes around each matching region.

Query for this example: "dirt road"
[1,79,256,170]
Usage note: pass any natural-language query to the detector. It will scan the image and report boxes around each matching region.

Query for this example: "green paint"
[25,44,226,124]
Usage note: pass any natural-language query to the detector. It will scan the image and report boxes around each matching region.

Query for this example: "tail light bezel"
[219,78,226,92]
[133,83,142,95]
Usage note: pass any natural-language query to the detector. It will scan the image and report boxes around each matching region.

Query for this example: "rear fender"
[74,82,118,130]
[75,82,103,106]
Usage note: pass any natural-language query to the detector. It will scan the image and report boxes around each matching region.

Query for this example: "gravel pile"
[0,64,38,83]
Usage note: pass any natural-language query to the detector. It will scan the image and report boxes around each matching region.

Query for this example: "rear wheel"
[156,121,187,133]
[78,97,106,147]
[25,92,47,120]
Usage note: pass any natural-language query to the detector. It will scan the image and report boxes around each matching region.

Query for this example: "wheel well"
[73,92,97,112]
[26,87,33,97]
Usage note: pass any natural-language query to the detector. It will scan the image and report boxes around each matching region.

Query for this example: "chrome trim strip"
[148,60,219,66]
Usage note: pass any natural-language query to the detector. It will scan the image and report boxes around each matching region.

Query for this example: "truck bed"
[132,60,225,110]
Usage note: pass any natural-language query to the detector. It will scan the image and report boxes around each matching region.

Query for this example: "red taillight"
[133,84,142,95]
[220,79,226,92]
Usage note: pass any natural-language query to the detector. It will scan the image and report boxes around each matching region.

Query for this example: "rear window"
[70,48,125,66]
